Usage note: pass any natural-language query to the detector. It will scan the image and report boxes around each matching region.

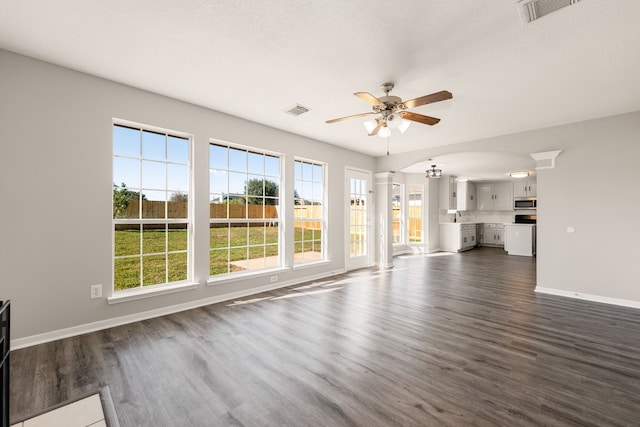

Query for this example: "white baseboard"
[11,268,346,350]
[535,286,640,310]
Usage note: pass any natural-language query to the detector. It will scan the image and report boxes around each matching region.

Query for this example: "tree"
[170,191,188,203]
[245,179,278,205]
[113,183,146,218]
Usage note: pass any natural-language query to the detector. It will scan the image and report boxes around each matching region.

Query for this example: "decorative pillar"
[375,172,395,269]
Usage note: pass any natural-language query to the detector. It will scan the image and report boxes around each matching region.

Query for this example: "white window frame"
[392,182,404,245]
[408,184,423,243]
[208,140,283,279]
[293,158,327,266]
[111,120,194,299]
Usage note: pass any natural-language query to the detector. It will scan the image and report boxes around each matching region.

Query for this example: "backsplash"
[440,209,516,224]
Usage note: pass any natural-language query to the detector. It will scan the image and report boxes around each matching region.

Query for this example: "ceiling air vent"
[283,104,311,117]
[518,0,581,23]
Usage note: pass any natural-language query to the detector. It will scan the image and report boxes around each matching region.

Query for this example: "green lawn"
[114,226,322,290]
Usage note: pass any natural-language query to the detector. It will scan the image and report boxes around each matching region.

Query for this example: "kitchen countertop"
[440,222,480,225]
[440,222,505,225]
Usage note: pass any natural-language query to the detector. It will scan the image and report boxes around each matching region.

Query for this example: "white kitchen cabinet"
[504,224,536,256]
[439,176,457,210]
[440,223,476,252]
[457,181,477,211]
[477,182,513,211]
[477,184,493,211]
[462,224,477,248]
[513,180,537,198]
[481,223,505,247]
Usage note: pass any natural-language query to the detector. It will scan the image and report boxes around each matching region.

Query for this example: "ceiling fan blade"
[401,111,441,126]
[354,92,386,107]
[368,122,382,136]
[325,112,375,124]
[402,90,452,109]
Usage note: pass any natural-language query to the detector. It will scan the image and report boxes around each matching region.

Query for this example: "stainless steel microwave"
[514,197,537,210]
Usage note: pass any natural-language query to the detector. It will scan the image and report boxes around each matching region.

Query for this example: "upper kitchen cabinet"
[477,182,513,211]
[457,181,477,211]
[439,176,457,210]
[513,180,537,197]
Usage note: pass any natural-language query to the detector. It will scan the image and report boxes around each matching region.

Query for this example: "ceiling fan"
[326,82,452,137]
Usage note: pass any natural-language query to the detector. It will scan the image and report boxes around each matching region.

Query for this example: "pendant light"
[426,164,442,178]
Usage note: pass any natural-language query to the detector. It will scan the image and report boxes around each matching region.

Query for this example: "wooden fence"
[118,202,421,235]
[120,201,323,230]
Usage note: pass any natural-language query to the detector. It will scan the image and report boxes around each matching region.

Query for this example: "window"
[294,159,325,264]
[392,183,403,244]
[209,142,281,277]
[112,123,191,292]
[408,184,423,243]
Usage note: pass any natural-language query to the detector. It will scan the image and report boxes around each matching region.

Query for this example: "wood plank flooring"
[10,248,640,426]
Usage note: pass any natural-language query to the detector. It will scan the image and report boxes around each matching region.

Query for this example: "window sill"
[107,281,199,304]
[207,267,290,286]
[293,259,331,270]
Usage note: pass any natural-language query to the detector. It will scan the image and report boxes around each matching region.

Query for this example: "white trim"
[292,259,332,271]
[207,267,290,285]
[209,137,282,158]
[113,118,192,139]
[535,286,640,310]
[530,150,562,170]
[107,281,198,304]
[10,269,345,350]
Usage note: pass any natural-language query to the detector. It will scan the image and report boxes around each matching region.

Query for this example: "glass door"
[346,168,372,270]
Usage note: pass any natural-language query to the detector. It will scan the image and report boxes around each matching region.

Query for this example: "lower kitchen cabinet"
[481,223,505,247]
[504,224,536,256]
[440,223,477,252]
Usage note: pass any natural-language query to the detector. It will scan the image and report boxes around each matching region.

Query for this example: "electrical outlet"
[90,284,102,299]
[270,276,278,283]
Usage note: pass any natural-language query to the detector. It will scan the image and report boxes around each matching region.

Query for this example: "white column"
[375,172,395,269]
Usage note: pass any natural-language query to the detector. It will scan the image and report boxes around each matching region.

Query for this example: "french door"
[346,168,372,270]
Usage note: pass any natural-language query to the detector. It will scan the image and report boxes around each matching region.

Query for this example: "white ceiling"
[401,151,537,182]
[1,1,639,175]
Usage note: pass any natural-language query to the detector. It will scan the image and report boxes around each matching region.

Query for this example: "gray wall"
[0,50,375,342]
[377,111,640,306]
[536,115,640,302]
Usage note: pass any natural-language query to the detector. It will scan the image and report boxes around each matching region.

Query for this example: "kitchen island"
[504,223,536,256]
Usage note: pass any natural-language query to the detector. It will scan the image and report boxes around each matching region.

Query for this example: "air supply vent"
[518,0,581,23]
[283,104,311,116]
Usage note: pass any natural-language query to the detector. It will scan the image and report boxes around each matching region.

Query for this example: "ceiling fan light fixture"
[398,119,411,134]
[509,170,531,179]
[426,164,442,178]
[363,119,377,134]
[378,126,391,138]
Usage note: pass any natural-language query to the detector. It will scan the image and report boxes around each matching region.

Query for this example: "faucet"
[454,211,461,223]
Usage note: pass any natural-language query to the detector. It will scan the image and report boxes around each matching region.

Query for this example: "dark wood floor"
[11,248,640,426]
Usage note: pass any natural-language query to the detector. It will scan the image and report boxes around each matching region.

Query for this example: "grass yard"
[114,226,322,290]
